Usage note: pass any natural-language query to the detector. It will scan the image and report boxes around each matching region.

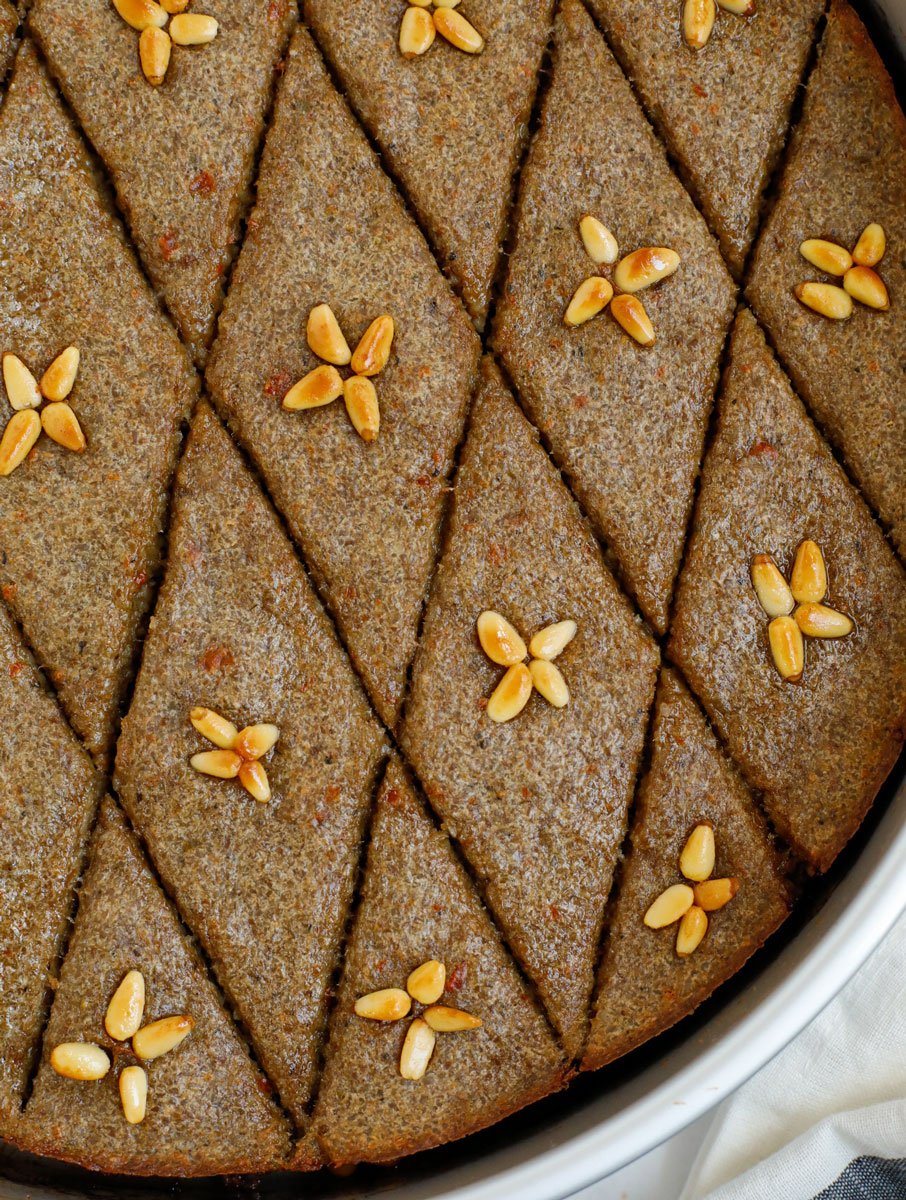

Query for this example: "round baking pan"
[1,1,904,1196]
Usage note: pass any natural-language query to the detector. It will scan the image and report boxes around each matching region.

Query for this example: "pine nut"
[794,282,852,320]
[852,223,885,267]
[235,723,280,761]
[105,970,146,1041]
[169,13,218,45]
[613,247,680,293]
[579,216,618,265]
[354,988,412,1021]
[768,615,804,681]
[643,883,694,929]
[433,7,484,52]
[423,1005,482,1032]
[41,403,87,452]
[160,0,189,11]
[751,554,794,617]
[716,0,754,12]
[2,353,41,411]
[693,877,739,911]
[350,316,394,376]
[794,603,853,639]
[409,0,432,6]
[676,905,708,956]
[799,239,852,276]
[132,1015,194,1061]
[790,540,827,604]
[190,707,238,750]
[564,276,613,327]
[843,266,889,311]
[683,0,716,48]
[282,365,344,411]
[399,6,436,56]
[406,960,445,1004]
[119,1065,148,1124]
[679,823,715,882]
[610,294,655,346]
[50,1042,110,1081]
[238,760,271,802]
[400,1017,436,1080]
[306,305,350,365]
[528,658,569,708]
[39,346,80,401]
[190,749,242,778]
[343,375,380,443]
[486,662,533,723]
[139,26,171,85]
[529,619,577,661]
[0,410,41,477]
[476,611,527,666]
[433,0,461,6]
[113,0,168,31]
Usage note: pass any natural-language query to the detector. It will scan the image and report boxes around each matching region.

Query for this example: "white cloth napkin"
[679,911,906,1200]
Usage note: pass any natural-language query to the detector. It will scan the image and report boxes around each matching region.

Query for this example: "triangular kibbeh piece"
[206,26,480,728]
[747,1,906,557]
[493,0,735,632]
[30,0,297,365]
[0,45,197,767]
[21,800,292,1176]
[313,759,566,1166]
[670,310,906,873]
[0,602,102,1123]
[401,359,659,1055]
[585,0,824,277]
[115,403,386,1124]
[584,668,791,1071]
[302,0,553,326]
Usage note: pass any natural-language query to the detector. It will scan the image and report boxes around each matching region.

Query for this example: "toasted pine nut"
[794,282,852,320]
[433,7,484,52]
[693,877,739,911]
[39,346,80,401]
[190,707,238,750]
[529,620,577,661]
[160,0,189,11]
[235,723,280,761]
[579,216,619,265]
[486,662,533,723]
[306,304,351,365]
[676,905,708,956]
[282,365,344,411]
[105,970,146,1041]
[50,1042,110,1080]
[113,0,168,31]
[790,540,827,604]
[351,316,394,376]
[643,883,694,929]
[768,615,804,681]
[238,760,271,802]
[423,1005,482,1032]
[528,658,569,708]
[0,410,41,477]
[354,988,412,1021]
[716,0,754,12]
[119,1065,148,1124]
[41,403,86,452]
[683,0,716,48]
[613,247,680,293]
[794,603,853,639]
[610,294,655,346]
[843,266,889,311]
[190,749,243,779]
[2,353,41,411]
[132,1015,194,1061]
[476,611,527,666]
[564,276,613,327]
[799,239,852,276]
[852,223,885,267]
[406,960,445,1004]
[400,1017,436,1080]
[679,823,715,882]
[343,375,380,443]
[169,13,218,44]
[399,6,436,55]
[139,26,171,85]
[751,554,794,617]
